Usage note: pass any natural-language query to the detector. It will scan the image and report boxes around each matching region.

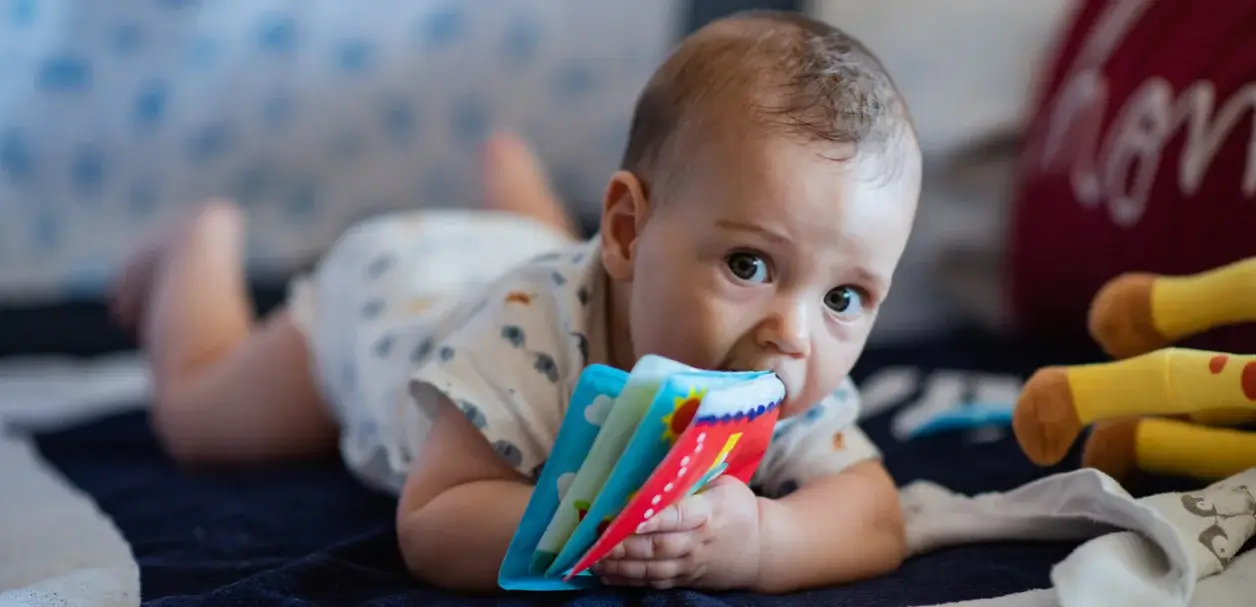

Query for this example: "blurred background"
[0,0,1073,358]
[2,0,1253,360]
[9,4,1256,603]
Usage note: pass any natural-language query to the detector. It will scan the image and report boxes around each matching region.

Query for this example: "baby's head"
[598,11,920,417]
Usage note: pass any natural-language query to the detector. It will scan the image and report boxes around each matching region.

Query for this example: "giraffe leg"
[1085,417,1256,481]
[1190,408,1256,427]
[1081,417,1142,482]
[1013,366,1081,465]
[1091,257,1256,359]
[1013,348,1256,465]
[1088,273,1167,359]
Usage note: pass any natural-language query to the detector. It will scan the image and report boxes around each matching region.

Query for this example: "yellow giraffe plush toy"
[1013,257,1256,482]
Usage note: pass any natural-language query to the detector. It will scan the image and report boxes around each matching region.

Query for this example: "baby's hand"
[594,476,762,591]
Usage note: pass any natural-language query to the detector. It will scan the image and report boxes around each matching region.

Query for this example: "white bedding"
[905,470,1256,607]
[0,355,147,607]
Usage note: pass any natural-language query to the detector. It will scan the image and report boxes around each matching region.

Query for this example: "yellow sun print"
[660,387,705,443]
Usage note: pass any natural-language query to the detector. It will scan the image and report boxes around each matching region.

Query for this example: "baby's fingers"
[636,495,710,534]
[608,531,697,560]
[595,558,688,586]
[599,574,683,590]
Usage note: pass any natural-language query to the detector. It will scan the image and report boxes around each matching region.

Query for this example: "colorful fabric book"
[498,355,785,591]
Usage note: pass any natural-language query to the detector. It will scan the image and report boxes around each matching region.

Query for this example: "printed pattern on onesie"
[406,242,599,480]
[302,212,574,495]
[752,376,881,498]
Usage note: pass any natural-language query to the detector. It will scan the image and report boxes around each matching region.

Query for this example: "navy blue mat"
[36,335,1169,606]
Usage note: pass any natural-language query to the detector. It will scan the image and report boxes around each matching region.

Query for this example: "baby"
[111,11,920,594]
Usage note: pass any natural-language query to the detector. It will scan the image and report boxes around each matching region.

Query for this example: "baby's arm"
[395,394,532,592]
[755,459,905,593]
[391,260,588,591]
[595,457,903,593]
[599,382,904,592]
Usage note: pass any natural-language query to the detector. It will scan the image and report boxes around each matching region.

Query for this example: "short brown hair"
[621,10,913,195]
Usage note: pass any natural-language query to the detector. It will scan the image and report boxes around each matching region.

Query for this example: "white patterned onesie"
[289,210,881,496]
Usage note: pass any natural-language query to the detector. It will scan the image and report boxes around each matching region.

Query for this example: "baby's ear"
[599,170,648,281]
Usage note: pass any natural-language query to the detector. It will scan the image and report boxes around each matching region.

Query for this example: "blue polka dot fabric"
[0,0,677,301]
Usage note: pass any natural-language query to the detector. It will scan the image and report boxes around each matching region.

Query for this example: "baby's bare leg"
[482,133,577,239]
[116,201,336,464]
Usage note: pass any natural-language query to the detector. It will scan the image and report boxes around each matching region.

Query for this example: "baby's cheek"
[631,260,737,368]
[660,314,722,367]
[649,300,724,367]
[823,336,863,377]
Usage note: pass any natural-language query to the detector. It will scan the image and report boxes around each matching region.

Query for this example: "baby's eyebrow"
[714,219,787,244]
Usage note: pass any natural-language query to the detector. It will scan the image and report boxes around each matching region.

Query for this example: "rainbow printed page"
[498,356,785,591]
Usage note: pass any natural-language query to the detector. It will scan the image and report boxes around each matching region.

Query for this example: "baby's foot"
[109,200,242,332]
[482,132,575,238]
[1088,273,1169,359]
[1012,366,1084,466]
[1081,417,1141,483]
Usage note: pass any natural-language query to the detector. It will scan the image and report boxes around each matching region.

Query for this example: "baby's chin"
[779,398,817,420]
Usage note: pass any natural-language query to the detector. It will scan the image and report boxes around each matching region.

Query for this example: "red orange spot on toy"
[832,432,845,450]
[1210,355,1229,374]
[407,297,435,313]
[505,291,535,305]
[1242,362,1256,401]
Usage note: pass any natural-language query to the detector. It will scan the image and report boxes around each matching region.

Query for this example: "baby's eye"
[824,286,864,317]
[726,252,770,283]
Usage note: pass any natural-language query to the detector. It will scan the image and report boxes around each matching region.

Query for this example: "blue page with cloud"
[498,364,626,591]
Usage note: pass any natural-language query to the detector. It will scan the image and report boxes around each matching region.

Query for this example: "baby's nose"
[757,304,811,358]
[753,315,813,359]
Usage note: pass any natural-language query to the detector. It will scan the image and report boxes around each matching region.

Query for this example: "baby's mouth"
[774,374,790,403]
[720,365,789,399]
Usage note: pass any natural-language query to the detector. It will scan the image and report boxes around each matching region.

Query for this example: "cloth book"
[498,355,785,591]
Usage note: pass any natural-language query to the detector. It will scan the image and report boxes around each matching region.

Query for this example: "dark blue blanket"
[35,335,1170,606]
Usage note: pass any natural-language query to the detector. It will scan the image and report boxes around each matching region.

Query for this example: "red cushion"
[1007,0,1256,352]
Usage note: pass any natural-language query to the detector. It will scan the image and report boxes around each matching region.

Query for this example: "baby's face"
[624,136,919,417]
